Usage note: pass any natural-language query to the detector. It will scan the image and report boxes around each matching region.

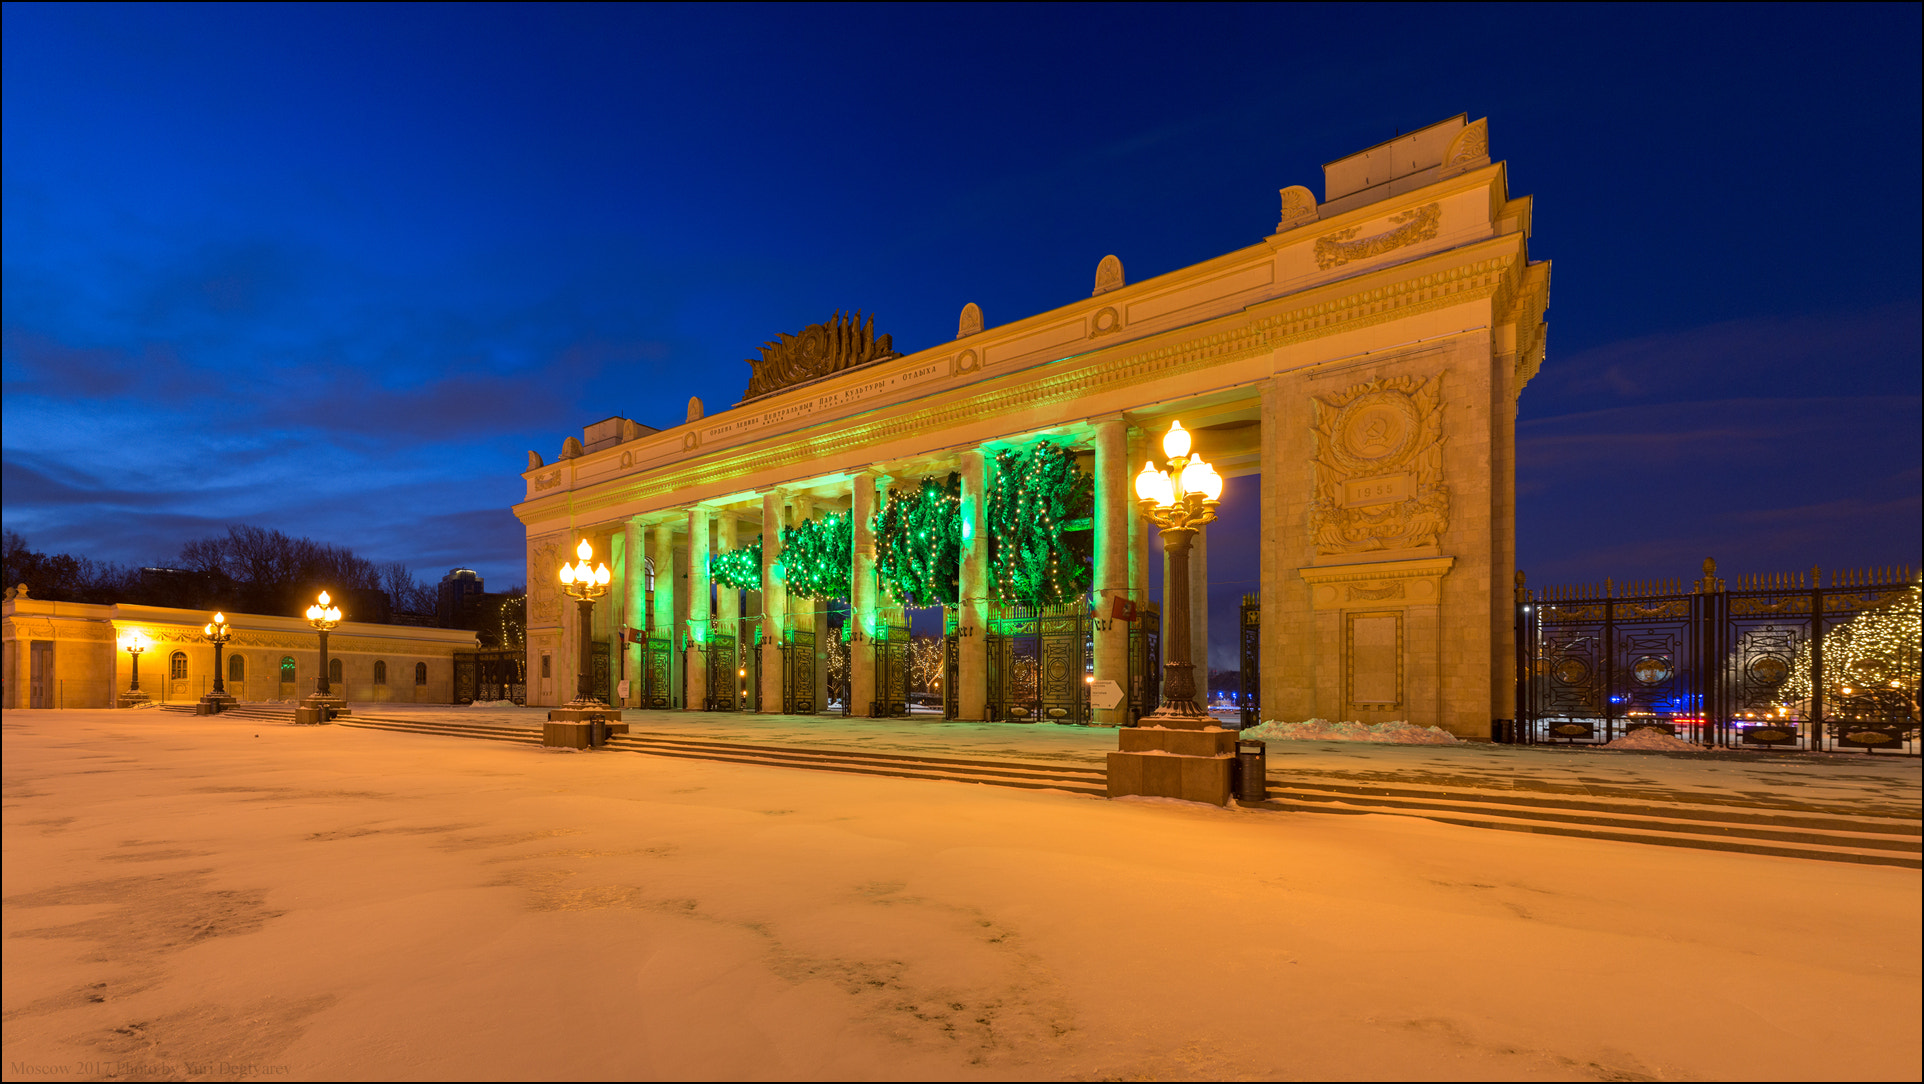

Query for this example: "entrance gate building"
[514,116,1547,738]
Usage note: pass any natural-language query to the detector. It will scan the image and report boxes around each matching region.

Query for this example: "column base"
[296,692,350,725]
[1106,725,1236,806]
[544,706,627,748]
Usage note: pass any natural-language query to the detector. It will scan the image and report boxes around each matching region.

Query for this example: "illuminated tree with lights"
[780,512,853,601]
[873,474,961,607]
[710,539,763,591]
[987,441,1092,606]
[1779,584,1921,723]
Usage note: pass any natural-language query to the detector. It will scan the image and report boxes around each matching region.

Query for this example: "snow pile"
[464,700,523,709]
[1240,718,1458,745]
[1603,726,1705,753]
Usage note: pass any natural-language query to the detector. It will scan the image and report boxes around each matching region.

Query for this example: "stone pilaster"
[1092,416,1130,725]
[685,506,709,712]
[759,490,787,713]
[957,450,989,721]
[622,517,643,707]
[850,471,880,717]
[652,520,677,708]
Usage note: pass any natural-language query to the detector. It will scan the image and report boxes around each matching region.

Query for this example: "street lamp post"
[1105,419,1237,805]
[1133,420,1223,723]
[295,591,349,724]
[117,630,150,708]
[545,539,625,746]
[198,612,235,714]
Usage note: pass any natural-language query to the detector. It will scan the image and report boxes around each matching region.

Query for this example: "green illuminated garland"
[987,441,1092,606]
[873,473,961,607]
[709,539,763,590]
[781,511,853,601]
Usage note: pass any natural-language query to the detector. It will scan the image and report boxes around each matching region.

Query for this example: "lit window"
[280,657,296,683]
[170,651,187,680]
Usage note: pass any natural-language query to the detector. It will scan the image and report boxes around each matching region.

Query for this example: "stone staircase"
[202,706,1919,869]
[1256,777,1921,870]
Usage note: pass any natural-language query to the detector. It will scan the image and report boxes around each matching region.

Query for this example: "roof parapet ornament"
[743,310,899,402]
[957,302,983,339]
[1092,255,1124,296]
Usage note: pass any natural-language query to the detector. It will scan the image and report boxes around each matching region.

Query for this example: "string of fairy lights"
[1779,584,1921,720]
[701,441,1097,613]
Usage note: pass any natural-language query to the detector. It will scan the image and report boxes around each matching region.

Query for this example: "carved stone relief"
[1090,306,1122,337]
[956,302,983,339]
[1314,203,1440,270]
[1439,118,1490,178]
[1092,255,1124,296]
[1275,185,1318,232]
[743,311,899,401]
[533,470,562,491]
[1309,373,1448,554]
[529,535,564,625]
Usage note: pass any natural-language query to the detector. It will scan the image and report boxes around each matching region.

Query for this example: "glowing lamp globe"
[1161,419,1191,459]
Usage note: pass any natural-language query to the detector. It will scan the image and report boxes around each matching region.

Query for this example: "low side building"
[1,592,479,709]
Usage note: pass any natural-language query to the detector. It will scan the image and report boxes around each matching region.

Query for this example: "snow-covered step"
[1271,776,1921,837]
[1261,791,1921,869]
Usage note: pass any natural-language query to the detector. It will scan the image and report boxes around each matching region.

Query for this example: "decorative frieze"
[1315,203,1441,270]
[1309,374,1449,554]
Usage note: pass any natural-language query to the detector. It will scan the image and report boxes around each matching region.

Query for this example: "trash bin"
[1235,739,1267,802]
[588,714,608,748]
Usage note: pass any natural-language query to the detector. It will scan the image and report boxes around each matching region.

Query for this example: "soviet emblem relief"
[743,311,899,401]
[1309,372,1448,555]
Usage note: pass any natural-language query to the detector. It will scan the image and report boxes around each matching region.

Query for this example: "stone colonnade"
[560,416,1206,720]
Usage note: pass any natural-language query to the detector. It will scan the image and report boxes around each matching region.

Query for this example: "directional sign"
[1088,679,1124,711]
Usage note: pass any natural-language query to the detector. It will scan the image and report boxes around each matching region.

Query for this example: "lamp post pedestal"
[1106,524,1234,805]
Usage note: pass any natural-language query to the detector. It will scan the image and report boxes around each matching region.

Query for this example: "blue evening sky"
[5,3,1919,642]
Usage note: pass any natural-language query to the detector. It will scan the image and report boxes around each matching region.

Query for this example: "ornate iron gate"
[783,628,817,714]
[590,641,611,705]
[745,626,762,712]
[638,635,672,709]
[1239,593,1260,727]
[943,628,959,719]
[988,603,1091,724]
[1129,602,1161,721]
[872,617,909,717]
[454,650,530,704]
[1517,561,1918,753]
[707,632,737,710]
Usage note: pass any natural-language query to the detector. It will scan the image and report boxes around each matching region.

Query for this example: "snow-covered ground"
[5,709,1918,1081]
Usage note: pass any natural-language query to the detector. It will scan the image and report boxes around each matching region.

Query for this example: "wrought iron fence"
[453,649,526,704]
[1515,560,1918,754]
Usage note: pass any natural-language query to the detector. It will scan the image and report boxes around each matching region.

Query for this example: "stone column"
[685,506,709,711]
[792,493,826,715]
[716,512,740,707]
[622,518,643,707]
[760,490,787,713]
[1092,416,1129,725]
[653,520,677,708]
[850,470,880,717]
[1191,522,1210,711]
[956,450,989,721]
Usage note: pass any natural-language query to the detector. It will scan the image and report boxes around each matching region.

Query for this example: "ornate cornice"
[539,239,1528,524]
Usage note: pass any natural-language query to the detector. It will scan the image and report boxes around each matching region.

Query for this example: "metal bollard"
[1235,739,1267,802]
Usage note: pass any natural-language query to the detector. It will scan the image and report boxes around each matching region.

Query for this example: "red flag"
[1108,595,1138,622]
